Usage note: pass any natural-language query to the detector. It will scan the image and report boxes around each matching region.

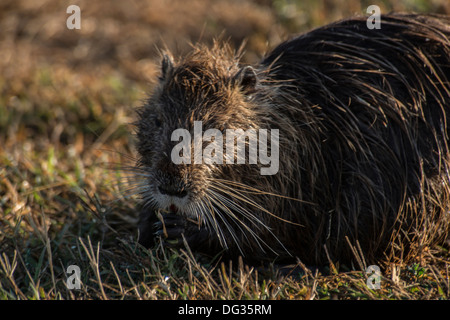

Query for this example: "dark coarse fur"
[133,13,450,266]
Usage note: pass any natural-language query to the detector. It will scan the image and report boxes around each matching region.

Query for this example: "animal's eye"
[154,116,162,127]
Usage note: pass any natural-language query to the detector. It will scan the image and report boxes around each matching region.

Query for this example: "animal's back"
[259,13,450,263]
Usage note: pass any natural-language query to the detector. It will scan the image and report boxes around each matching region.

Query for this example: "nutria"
[134,13,450,266]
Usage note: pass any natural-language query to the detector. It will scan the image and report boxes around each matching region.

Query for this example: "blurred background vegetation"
[1,0,449,152]
[0,0,449,300]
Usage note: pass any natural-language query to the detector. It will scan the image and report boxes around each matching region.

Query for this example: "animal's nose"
[158,185,188,198]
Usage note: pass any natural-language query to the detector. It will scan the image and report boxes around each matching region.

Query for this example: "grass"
[1,0,450,300]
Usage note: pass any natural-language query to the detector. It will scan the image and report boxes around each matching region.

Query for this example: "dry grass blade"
[0,251,27,299]
[78,237,108,300]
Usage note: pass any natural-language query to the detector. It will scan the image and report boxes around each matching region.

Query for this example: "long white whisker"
[207,190,271,255]
[209,182,303,227]
[207,183,292,256]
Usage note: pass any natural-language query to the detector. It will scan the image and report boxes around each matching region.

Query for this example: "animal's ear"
[233,66,259,94]
[160,54,174,81]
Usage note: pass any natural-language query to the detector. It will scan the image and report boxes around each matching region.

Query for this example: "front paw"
[153,212,187,247]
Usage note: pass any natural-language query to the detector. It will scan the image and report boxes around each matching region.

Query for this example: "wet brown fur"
[134,13,450,265]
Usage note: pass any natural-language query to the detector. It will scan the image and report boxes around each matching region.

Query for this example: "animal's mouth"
[169,204,179,214]
[156,204,180,216]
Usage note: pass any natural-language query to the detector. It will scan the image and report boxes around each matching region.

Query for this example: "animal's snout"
[158,184,188,198]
